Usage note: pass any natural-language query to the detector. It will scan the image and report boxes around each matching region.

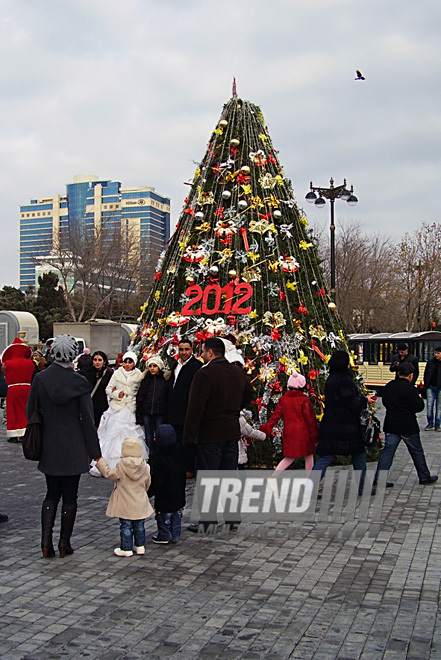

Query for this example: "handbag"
[22,377,43,461]
[360,409,382,449]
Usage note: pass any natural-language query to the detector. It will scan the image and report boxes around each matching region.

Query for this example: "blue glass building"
[19,174,170,293]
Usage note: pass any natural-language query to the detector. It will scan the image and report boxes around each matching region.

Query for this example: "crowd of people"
[0,335,439,555]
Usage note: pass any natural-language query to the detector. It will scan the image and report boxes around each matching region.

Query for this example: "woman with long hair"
[89,351,146,476]
[312,351,376,493]
[79,350,113,428]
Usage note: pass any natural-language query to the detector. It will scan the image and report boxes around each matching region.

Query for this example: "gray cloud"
[0,0,440,285]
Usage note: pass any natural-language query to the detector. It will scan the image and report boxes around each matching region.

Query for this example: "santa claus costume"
[2,337,35,441]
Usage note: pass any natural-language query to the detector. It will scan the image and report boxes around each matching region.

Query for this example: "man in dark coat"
[423,346,441,431]
[183,337,254,532]
[166,338,202,477]
[389,342,419,386]
[374,362,438,488]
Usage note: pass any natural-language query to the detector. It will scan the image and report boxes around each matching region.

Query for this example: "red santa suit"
[2,338,35,438]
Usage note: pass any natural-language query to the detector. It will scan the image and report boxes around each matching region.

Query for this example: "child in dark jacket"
[136,356,168,451]
[148,424,186,544]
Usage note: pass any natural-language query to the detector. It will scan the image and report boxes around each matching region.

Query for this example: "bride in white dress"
[90,351,147,476]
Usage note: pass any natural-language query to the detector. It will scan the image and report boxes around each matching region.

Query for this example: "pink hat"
[288,372,306,389]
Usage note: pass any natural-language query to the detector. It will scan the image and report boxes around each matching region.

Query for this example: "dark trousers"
[195,439,239,528]
[45,475,81,506]
[196,438,239,471]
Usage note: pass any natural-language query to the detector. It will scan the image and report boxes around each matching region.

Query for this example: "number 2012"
[181,283,253,316]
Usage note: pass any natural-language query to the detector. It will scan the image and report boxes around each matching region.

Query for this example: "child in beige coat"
[96,437,153,557]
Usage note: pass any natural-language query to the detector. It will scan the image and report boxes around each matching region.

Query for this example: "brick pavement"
[1,403,441,659]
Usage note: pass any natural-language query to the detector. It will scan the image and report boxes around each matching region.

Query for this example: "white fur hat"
[147,355,165,370]
[122,350,138,365]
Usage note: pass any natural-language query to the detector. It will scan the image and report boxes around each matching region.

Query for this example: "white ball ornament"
[222,190,232,200]
[238,199,248,210]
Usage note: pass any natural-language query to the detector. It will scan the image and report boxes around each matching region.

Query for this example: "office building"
[19,174,170,293]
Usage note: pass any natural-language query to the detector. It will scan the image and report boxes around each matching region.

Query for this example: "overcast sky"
[1,0,440,287]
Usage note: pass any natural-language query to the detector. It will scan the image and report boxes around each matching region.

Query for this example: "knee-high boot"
[58,504,77,558]
[41,500,57,558]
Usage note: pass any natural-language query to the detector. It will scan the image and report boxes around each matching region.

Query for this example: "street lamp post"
[305,178,358,297]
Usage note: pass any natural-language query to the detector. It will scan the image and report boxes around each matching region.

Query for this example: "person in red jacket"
[260,371,318,471]
[2,337,36,443]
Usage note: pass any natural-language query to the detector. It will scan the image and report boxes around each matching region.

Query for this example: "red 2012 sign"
[181,282,253,316]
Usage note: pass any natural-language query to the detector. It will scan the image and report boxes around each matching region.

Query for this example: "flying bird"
[355,70,365,81]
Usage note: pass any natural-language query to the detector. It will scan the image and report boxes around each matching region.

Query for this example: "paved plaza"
[1,404,441,660]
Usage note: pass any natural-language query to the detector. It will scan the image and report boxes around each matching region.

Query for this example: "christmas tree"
[133,84,348,461]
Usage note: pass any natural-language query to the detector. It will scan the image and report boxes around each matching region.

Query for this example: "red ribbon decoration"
[239,226,249,251]
[311,340,326,361]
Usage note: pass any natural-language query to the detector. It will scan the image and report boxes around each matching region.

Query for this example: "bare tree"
[392,223,441,331]
[39,218,144,322]
[312,218,400,332]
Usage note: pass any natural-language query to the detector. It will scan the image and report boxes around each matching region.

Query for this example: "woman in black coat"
[26,335,101,558]
[135,356,168,452]
[79,350,113,428]
[312,351,376,493]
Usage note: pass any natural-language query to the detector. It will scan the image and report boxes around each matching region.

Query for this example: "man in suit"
[166,338,202,477]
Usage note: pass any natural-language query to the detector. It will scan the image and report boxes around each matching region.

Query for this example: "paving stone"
[1,407,441,659]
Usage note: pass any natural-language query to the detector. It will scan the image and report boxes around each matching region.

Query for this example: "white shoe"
[113,548,133,557]
[134,545,145,555]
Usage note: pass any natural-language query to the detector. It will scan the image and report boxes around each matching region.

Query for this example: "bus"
[347,331,441,392]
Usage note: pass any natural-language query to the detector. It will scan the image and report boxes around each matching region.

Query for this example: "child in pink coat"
[260,372,318,471]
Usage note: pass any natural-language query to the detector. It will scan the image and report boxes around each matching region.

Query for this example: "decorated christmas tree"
[133,84,349,461]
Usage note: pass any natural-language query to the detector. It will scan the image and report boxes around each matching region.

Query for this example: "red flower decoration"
[269,380,283,393]
[227,314,237,325]
[153,272,162,281]
[252,397,264,410]
[317,288,326,298]
[278,287,286,302]
[271,328,281,341]
[214,206,225,218]
[261,354,273,364]
[268,154,277,164]
[308,368,320,381]
[295,302,308,315]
